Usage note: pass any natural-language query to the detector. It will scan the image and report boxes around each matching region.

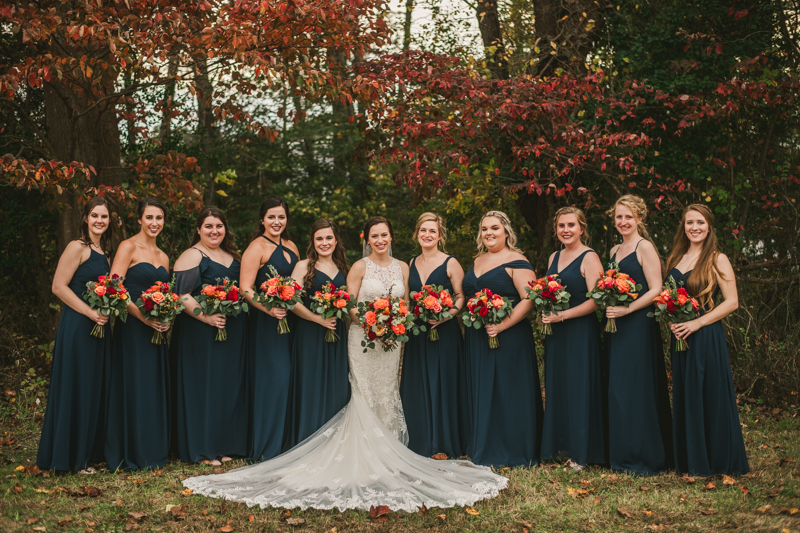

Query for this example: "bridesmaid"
[37,197,112,472]
[540,207,605,471]
[106,198,172,471]
[462,211,543,467]
[240,196,300,461]
[400,212,468,458]
[171,207,248,464]
[283,219,351,447]
[605,195,672,475]
[665,204,749,476]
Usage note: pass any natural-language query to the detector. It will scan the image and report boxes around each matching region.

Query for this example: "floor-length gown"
[669,268,749,476]
[37,249,110,472]
[541,250,605,466]
[283,269,350,448]
[171,251,248,462]
[105,262,171,471]
[249,235,298,461]
[462,260,543,467]
[605,246,672,475]
[183,257,508,512]
[400,255,468,458]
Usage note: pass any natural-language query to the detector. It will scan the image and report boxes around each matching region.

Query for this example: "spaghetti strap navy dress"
[669,267,749,476]
[462,259,543,467]
[541,249,606,466]
[400,255,468,458]
[283,269,350,448]
[248,235,298,461]
[105,262,171,471]
[605,245,672,475]
[171,251,248,462]
[37,249,110,472]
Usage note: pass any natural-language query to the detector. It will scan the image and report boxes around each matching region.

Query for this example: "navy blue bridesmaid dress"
[541,249,606,466]
[400,255,468,458]
[669,267,749,476]
[248,236,298,461]
[171,251,248,462]
[283,269,350,448]
[605,244,672,475]
[105,263,171,471]
[37,249,110,471]
[462,259,543,467]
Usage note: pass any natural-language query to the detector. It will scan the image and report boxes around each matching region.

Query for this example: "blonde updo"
[413,212,448,252]
[475,210,524,256]
[553,206,590,245]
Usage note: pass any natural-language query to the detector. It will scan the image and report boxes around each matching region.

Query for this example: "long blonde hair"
[413,212,448,252]
[475,210,524,256]
[664,204,726,311]
[612,194,660,259]
[553,206,590,245]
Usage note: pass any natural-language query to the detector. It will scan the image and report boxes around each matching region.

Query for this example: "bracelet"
[561,313,565,322]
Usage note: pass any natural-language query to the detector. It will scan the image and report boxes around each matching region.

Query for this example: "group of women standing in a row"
[36,193,749,479]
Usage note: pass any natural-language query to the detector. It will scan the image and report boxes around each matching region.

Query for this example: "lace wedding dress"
[183,258,508,512]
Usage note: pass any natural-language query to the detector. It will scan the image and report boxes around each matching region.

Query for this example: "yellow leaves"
[722,475,736,485]
[431,453,448,460]
[757,504,771,513]
[180,488,193,496]
[465,507,479,515]
[567,487,594,499]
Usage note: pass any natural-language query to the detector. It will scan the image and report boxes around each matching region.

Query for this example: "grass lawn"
[1,387,798,532]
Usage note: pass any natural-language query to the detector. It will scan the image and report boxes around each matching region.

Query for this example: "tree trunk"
[194,54,219,206]
[531,0,560,77]
[403,0,414,51]
[475,0,509,80]
[293,95,320,181]
[159,55,180,141]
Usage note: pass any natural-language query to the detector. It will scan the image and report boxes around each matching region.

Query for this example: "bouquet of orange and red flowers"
[357,292,414,352]
[193,277,248,341]
[255,265,304,334]
[587,262,642,333]
[310,281,353,342]
[83,273,130,338]
[410,284,455,341]
[648,276,699,351]
[136,278,186,344]
[461,289,513,349]
[526,274,571,335]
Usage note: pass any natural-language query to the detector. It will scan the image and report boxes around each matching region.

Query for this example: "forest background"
[0,0,798,404]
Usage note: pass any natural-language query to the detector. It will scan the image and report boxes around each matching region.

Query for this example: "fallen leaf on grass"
[79,506,90,512]
[327,528,337,533]
[12,483,22,493]
[704,482,716,490]
[180,488,193,496]
[681,475,695,484]
[127,512,147,521]
[640,486,650,493]
[248,515,254,522]
[567,487,592,498]
[113,500,123,506]
[420,504,428,515]
[279,510,292,520]
[617,508,634,519]
[169,504,188,520]
[151,469,163,477]
[642,509,654,516]
[285,517,305,526]
[32,528,46,532]
[77,468,95,475]
[431,453,448,460]
[83,486,102,498]
[778,507,799,515]
[58,517,72,526]
[601,474,621,482]
[756,504,771,513]
[777,457,794,466]
[124,518,139,531]
[220,526,233,532]
[593,495,607,504]
[33,487,50,494]
[645,525,665,531]
[130,479,145,484]
[218,504,227,515]
[739,484,750,495]
[14,465,25,472]
[369,505,390,522]
[86,522,95,527]
[698,508,717,515]
[27,518,38,524]
[465,507,479,515]
[436,514,446,521]
[722,475,736,485]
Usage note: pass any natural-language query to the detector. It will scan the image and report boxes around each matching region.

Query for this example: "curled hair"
[475,210,524,256]
[304,219,349,289]
[413,212,448,252]
[612,194,660,260]
[363,216,395,245]
[79,196,114,255]
[252,196,290,242]
[553,206,590,245]
[664,204,726,311]
[136,197,167,223]
[191,206,241,262]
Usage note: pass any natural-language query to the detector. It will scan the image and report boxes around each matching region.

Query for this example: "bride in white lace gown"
[183,218,508,512]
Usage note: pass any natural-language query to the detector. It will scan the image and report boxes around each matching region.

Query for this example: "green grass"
[1,385,799,532]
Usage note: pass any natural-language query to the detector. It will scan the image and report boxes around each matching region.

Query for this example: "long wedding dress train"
[182,258,508,512]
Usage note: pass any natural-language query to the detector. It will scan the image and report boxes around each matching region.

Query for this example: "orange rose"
[323,292,333,300]
[606,269,616,277]
[391,322,406,335]
[365,311,377,326]
[280,286,295,300]
[423,295,438,310]
[267,285,278,297]
[266,277,280,287]
[615,279,630,293]
[333,299,347,309]
[618,272,630,280]
[172,293,179,301]
[399,304,408,315]
[202,285,216,296]
[94,285,106,297]
[677,294,688,305]
[216,290,227,300]
[547,280,561,291]
[442,297,453,307]
[373,298,389,310]
[151,292,166,304]
[433,302,443,313]
[375,324,386,336]
[119,293,128,300]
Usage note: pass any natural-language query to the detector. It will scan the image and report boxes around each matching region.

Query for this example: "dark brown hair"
[79,196,114,255]
[191,206,241,262]
[137,197,167,223]
[664,204,726,311]
[303,219,349,289]
[363,216,394,245]
[252,196,290,241]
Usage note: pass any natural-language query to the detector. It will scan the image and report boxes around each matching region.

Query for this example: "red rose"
[478,306,489,317]
[367,330,377,341]
[111,273,120,279]
[541,290,555,301]
[107,286,118,296]
[677,288,688,296]
[144,299,154,311]
[227,288,238,301]
[666,300,677,313]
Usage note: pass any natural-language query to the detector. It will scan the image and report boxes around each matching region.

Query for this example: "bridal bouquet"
[255,265,304,334]
[462,289,513,349]
[357,293,413,352]
[136,278,185,344]
[587,263,642,333]
[193,277,248,341]
[310,281,353,342]
[410,284,455,341]
[83,273,129,338]
[648,276,699,351]
[526,274,571,335]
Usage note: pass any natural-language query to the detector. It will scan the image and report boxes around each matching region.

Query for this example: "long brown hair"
[611,194,660,260]
[553,206,590,245]
[664,204,726,311]
[303,219,349,289]
[191,206,241,262]
[252,196,290,242]
[79,196,114,255]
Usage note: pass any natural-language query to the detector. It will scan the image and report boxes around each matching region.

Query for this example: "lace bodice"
[348,257,408,443]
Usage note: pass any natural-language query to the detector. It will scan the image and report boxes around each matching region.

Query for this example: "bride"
[183,217,508,512]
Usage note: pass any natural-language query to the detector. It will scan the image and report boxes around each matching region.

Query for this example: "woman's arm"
[606,241,663,318]
[52,241,107,325]
[445,258,466,316]
[485,265,536,337]
[671,253,738,339]
[346,260,366,322]
[240,239,286,319]
[173,248,222,328]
